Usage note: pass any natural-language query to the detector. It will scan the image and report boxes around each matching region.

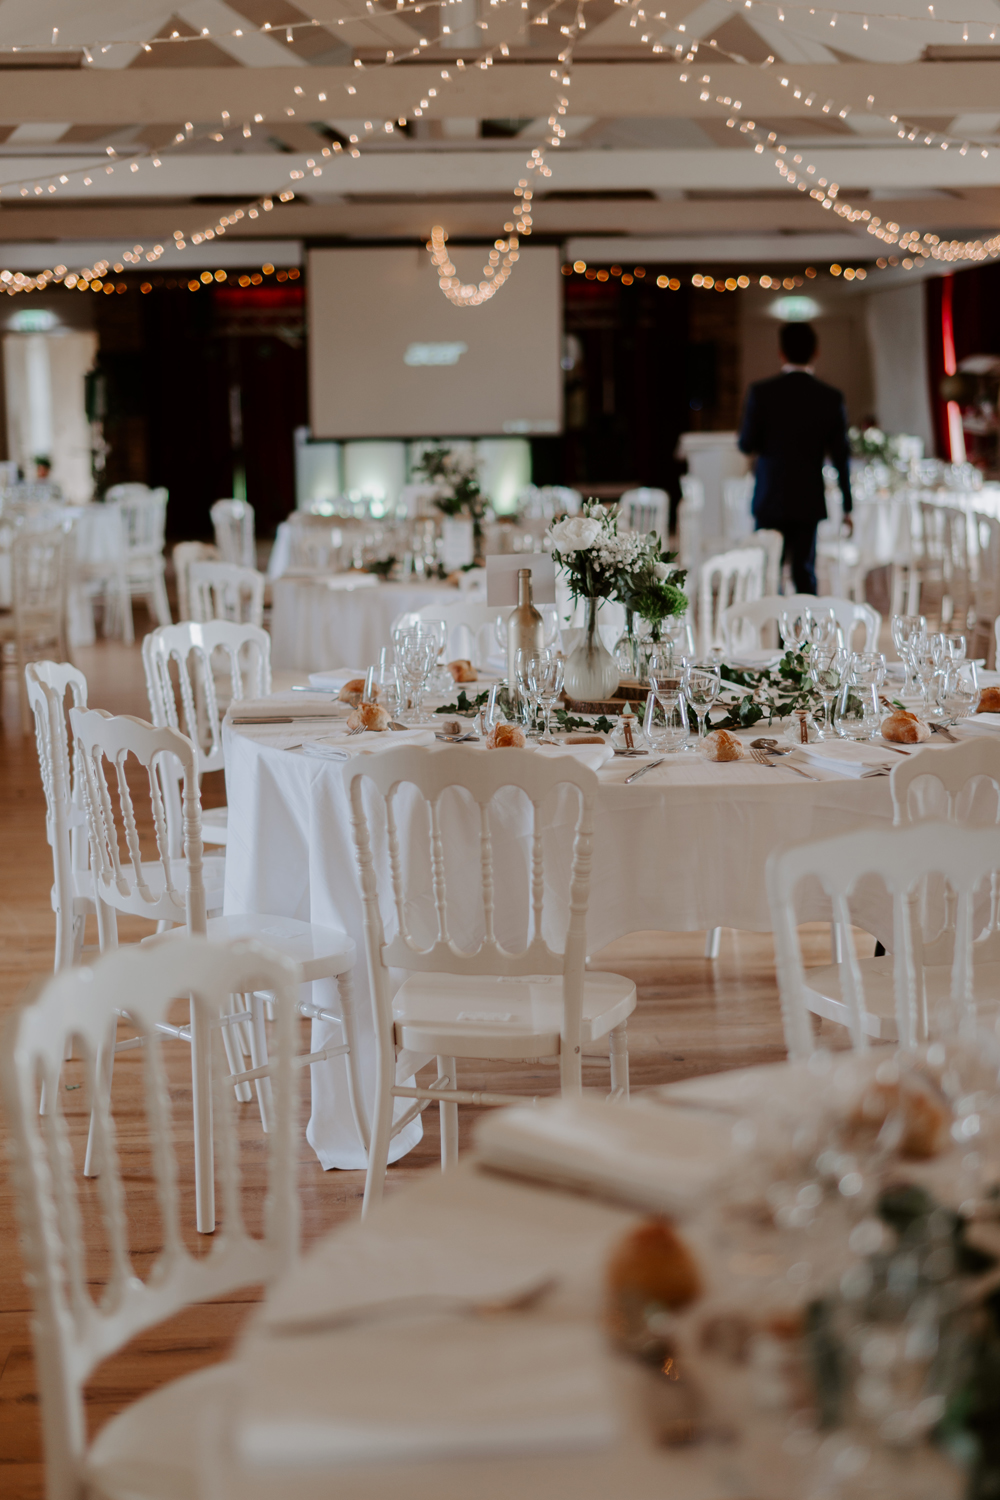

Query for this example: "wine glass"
[943,632,967,662]
[808,646,846,740]
[514,646,543,734]
[806,607,840,650]
[647,667,688,752]
[527,650,565,741]
[682,659,720,745]
[890,613,926,696]
[779,609,810,651]
[908,638,939,710]
[397,633,437,722]
[936,660,980,722]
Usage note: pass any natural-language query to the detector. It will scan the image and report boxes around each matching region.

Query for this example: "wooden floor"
[0,624,834,1499]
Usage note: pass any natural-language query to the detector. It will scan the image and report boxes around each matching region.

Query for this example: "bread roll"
[701,729,744,762]
[346,702,391,733]
[606,1220,702,1317]
[978,686,1000,713]
[848,1077,951,1160]
[447,659,477,683]
[881,711,931,744]
[485,722,526,749]
[338,677,367,706]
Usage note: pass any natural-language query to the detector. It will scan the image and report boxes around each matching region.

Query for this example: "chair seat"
[85,1360,234,1500]
[202,805,228,845]
[392,970,636,1059]
[803,957,1000,1041]
[155,912,356,979]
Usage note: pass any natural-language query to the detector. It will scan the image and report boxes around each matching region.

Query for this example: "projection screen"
[308,246,562,439]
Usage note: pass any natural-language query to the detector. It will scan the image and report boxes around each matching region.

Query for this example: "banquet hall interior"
[5,1,1000,1497]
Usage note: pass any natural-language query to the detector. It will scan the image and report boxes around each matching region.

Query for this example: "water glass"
[943,632,967,662]
[936,660,980,721]
[808,647,845,739]
[527,650,565,739]
[682,659,720,744]
[779,609,810,651]
[834,674,882,740]
[890,613,926,695]
[645,676,688,752]
[397,632,437,721]
[806,606,840,650]
[908,639,939,708]
[514,646,543,733]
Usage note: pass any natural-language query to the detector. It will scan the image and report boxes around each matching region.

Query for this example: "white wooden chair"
[188,560,265,628]
[721,593,881,657]
[1,936,301,1500]
[25,662,93,974]
[347,745,637,1215]
[142,620,271,850]
[972,514,1000,668]
[171,540,219,622]
[0,526,70,731]
[768,821,1000,1058]
[211,498,256,569]
[417,599,506,670]
[697,547,765,656]
[790,737,1000,1045]
[619,487,669,541]
[70,706,363,1232]
[723,475,755,541]
[737,529,783,597]
[104,482,151,502]
[110,491,171,643]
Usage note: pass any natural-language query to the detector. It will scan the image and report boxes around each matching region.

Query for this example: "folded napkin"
[796,740,894,778]
[475,1096,734,1217]
[306,668,367,692]
[228,694,344,723]
[301,728,438,762]
[535,742,613,773]
[237,1318,616,1469]
[959,712,1000,736]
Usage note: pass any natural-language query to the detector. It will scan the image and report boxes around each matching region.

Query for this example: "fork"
[749,746,818,779]
[264,1274,558,1338]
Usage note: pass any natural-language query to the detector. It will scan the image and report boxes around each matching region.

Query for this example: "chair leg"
[361,1055,396,1219]
[831,922,844,965]
[190,990,215,1234]
[220,994,252,1104]
[608,1023,629,1101]
[248,990,273,1133]
[437,1055,459,1170]
[120,578,134,647]
[151,567,172,627]
[335,970,371,1155]
[84,1016,117,1176]
[704,927,722,960]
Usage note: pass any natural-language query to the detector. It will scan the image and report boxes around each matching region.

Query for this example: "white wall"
[3,329,97,501]
[864,282,935,450]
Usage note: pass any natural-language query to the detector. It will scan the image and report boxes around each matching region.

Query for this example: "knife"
[624,757,665,783]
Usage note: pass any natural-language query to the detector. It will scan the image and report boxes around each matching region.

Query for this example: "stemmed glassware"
[834,653,887,741]
[682,659,721,746]
[395,630,437,722]
[514,646,544,735]
[909,637,940,710]
[808,647,847,739]
[806,607,840,650]
[890,613,927,698]
[646,665,688,752]
[779,608,811,651]
[527,650,566,742]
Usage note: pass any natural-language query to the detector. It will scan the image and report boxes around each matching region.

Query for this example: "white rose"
[653,562,672,580]
[549,515,602,552]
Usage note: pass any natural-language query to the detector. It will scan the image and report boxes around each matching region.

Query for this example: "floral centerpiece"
[412,444,491,563]
[547,501,687,699]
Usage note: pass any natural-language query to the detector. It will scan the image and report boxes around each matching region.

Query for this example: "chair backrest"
[416,600,505,668]
[104,483,150,502]
[1,936,299,1500]
[346,746,598,1094]
[698,547,765,655]
[112,492,167,559]
[972,515,1000,667]
[891,737,1000,829]
[70,706,207,932]
[736,529,783,596]
[12,526,69,642]
[619,487,669,542]
[25,664,90,965]
[720,592,881,656]
[142,620,271,777]
[768,821,1000,1056]
[723,475,755,541]
[188,560,265,628]
[211,498,256,568]
[172,541,219,622]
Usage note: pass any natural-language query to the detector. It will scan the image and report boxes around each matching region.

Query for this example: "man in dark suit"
[738,322,852,595]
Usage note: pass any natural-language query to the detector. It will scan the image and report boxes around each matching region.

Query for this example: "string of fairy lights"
[0,0,999,298]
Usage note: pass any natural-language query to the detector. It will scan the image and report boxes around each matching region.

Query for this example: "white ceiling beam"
[0,61,999,124]
[0,237,302,269]
[3,144,1000,197]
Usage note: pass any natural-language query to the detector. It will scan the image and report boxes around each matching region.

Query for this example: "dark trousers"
[773,523,818,595]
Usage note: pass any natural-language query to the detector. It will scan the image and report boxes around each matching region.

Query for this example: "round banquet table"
[269,576,470,672]
[222,708,896,1171]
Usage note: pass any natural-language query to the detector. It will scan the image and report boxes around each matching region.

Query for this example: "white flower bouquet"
[547,501,652,604]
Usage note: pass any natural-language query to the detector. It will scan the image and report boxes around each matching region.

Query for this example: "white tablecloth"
[270,576,468,672]
[222,708,894,1170]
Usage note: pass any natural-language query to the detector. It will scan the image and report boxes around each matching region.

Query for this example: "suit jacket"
[738,369,852,528]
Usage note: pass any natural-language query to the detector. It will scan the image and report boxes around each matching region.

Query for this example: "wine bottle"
[506,568,544,711]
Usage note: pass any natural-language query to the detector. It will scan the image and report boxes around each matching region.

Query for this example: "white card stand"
[485,553,557,606]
